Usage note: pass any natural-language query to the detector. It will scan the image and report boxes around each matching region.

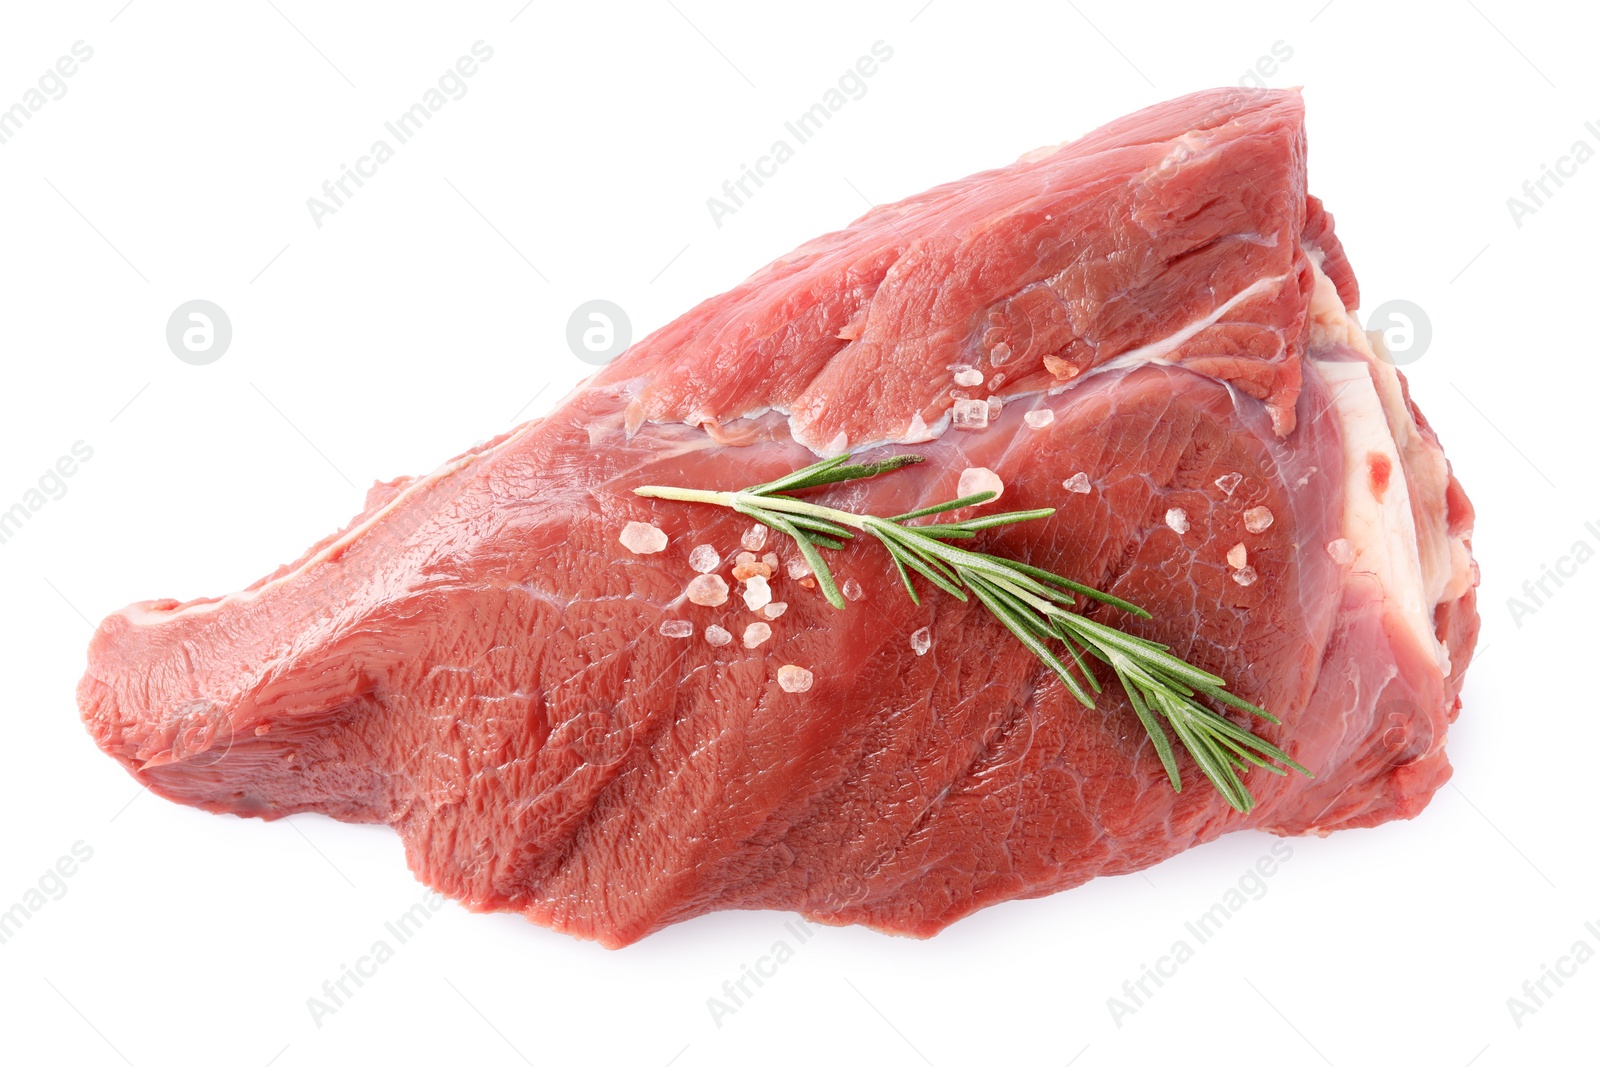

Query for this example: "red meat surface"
[78,88,1478,946]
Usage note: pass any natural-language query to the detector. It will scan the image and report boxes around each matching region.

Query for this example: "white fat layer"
[1306,260,1471,674]
[120,422,542,628]
[1087,271,1291,371]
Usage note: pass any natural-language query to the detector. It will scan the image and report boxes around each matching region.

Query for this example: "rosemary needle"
[636,452,1311,813]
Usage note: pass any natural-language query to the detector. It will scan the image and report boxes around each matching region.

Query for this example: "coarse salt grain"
[1326,538,1355,565]
[685,573,729,606]
[1215,472,1243,496]
[786,557,812,580]
[732,560,774,581]
[688,544,720,573]
[762,552,779,568]
[777,665,813,693]
[904,411,933,442]
[1232,565,1259,587]
[1165,507,1190,535]
[1243,506,1275,533]
[986,395,1003,420]
[958,466,1004,502]
[741,524,769,551]
[952,397,990,429]
[736,551,756,565]
[619,521,668,554]
[842,578,864,602]
[762,601,788,620]
[1024,409,1055,429]
[990,341,1013,364]
[910,626,932,656]
[742,575,773,611]
[1226,543,1248,569]
[1063,472,1092,494]
[743,622,772,648]
[704,624,733,647]
[659,619,693,639]
[953,366,984,387]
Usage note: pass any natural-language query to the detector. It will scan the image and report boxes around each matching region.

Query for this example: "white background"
[1,2,1595,1064]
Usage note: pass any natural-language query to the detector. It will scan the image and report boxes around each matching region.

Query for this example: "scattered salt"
[958,466,1004,503]
[736,551,756,565]
[785,557,812,580]
[1165,507,1190,535]
[1226,543,1248,569]
[1062,472,1092,494]
[986,395,1003,420]
[951,397,990,430]
[704,624,733,647]
[1215,472,1243,497]
[1326,538,1355,565]
[685,573,729,606]
[953,366,984,387]
[1024,409,1055,429]
[741,524,769,551]
[762,601,788,620]
[1243,506,1275,534]
[620,521,668,554]
[743,622,772,648]
[842,578,865,602]
[762,552,779,568]
[659,619,693,639]
[777,665,814,693]
[688,544,721,573]
[910,627,932,656]
[742,575,773,611]
[990,341,1014,365]
[733,560,774,581]
[1232,566,1259,587]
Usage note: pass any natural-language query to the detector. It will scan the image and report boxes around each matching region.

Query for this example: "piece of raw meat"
[78,87,1478,947]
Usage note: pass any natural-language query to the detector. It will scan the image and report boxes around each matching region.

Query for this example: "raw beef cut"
[78,87,1479,947]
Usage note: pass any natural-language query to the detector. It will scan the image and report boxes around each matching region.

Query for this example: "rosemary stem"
[636,486,871,530]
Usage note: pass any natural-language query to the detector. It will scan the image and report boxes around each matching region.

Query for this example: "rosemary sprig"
[636,453,1310,813]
